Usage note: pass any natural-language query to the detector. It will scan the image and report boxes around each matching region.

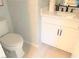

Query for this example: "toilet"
[0,18,24,58]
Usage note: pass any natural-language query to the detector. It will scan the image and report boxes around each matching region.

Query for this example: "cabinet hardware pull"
[57,29,59,36]
[60,30,62,36]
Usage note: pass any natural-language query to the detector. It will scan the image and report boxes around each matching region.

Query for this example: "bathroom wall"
[40,0,49,8]
[56,0,64,5]
[0,0,13,32]
[40,0,64,8]
[7,0,40,46]
[28,0,40,45]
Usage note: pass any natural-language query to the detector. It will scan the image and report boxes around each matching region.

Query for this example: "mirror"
[55,0,78,13]
[56,0,77,6]
[76,0,79,7]
[40,0,79,15]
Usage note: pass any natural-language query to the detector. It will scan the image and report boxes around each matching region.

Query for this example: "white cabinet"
[41,22,60,46]
[56,27,79,52]
[41,16,79,53]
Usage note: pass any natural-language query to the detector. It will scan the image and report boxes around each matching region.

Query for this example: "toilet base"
[2,46,24,58]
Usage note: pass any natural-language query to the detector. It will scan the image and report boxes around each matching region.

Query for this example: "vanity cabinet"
[41,22,60,46]
[41,16,79,53]
[56,26,79,52]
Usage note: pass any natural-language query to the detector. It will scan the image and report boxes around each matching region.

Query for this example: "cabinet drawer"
[60,20,79,30]
[42,16,79,30]
[42,16,61,25]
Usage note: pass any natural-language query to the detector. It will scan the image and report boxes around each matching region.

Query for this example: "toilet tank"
[0,18,9,37]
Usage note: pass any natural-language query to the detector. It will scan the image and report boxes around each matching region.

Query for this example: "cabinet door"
[56,27,79,53]
[41,22,60,46]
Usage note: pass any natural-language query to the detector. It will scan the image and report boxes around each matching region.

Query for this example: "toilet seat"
[0,33,23,47]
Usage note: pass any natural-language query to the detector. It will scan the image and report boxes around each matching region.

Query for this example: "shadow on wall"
[7,0,31,43]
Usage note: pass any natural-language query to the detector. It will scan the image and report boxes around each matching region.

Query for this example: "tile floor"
[23,42,71,58]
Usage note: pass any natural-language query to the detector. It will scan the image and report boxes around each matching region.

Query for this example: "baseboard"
[24,41,39,48]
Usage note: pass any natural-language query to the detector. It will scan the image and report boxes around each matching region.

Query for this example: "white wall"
[7,0,40,46]
[28,0,40,45]
[56,0,64,5]
[0,0,13,32]
[40,0,49,8]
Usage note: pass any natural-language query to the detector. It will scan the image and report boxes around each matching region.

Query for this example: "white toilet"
[0,18,24,58]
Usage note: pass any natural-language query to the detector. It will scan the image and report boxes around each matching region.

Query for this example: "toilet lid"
[0,33,23,47]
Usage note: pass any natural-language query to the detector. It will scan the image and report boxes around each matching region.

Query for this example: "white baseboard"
[24,41,39,48]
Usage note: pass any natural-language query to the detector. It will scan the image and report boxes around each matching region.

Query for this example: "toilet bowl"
[0,33,24,58]
[0,18,24,57]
